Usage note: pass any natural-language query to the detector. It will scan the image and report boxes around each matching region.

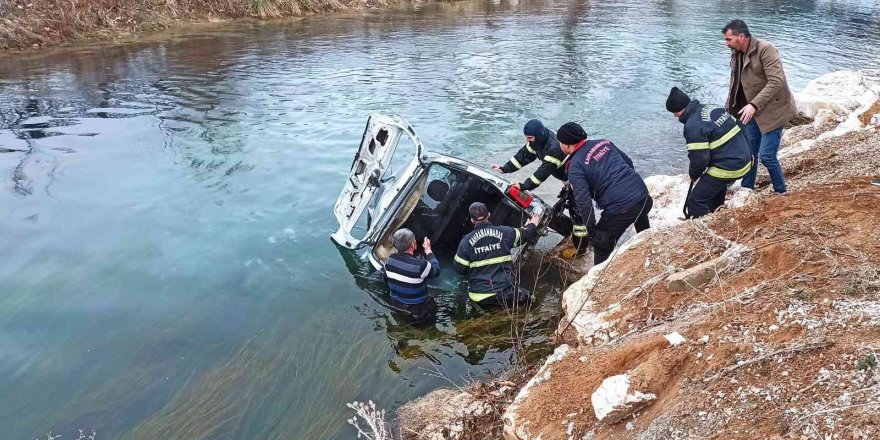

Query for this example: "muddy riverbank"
[398,69,880,440]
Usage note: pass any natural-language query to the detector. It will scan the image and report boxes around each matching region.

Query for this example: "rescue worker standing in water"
[491,119,586,252]
[557,122,653,265]
[453,202,540,306]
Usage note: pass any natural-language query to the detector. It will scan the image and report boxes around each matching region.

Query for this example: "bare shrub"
[347,400,392,440]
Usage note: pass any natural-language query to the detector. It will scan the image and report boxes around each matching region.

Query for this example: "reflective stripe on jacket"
[501,127,568,191]
[680,100,753,181]
[453,222,537,301]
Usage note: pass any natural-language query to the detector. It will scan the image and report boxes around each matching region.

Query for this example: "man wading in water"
[380,228,441,325]
[453,202,540,306]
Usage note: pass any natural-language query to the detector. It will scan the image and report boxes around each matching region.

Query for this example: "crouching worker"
[557,122,653,266]
[380,228,440,325]
[454,202,540,307]
[490,119,583,254]
[491,119,568,193]
[666,87,752,218]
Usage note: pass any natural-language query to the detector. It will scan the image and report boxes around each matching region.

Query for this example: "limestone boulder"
[591,374,656,425]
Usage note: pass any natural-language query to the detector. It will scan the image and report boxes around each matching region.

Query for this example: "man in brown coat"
[723,19,798,194]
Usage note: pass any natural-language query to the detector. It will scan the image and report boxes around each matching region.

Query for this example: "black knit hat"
[666,87,691,113]
[556,122,587,145]
[523,119,544,137]
[469,202,490,221]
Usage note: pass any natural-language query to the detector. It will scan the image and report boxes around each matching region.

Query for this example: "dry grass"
[396,369,534,440]
[779,129,880,191]
[0,0,398,50]
[395,245,559,440]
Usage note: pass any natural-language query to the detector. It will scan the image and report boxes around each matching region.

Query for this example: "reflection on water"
[1,0,879,438]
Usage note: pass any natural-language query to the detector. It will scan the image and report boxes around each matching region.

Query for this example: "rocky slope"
[398,69,880,440]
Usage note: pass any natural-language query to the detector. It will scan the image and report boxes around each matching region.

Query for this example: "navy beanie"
[666,87,691,113]
[556,122,587,145]
[523,119,544,137]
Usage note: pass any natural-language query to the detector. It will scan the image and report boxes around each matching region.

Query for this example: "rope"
[683,179,695,219]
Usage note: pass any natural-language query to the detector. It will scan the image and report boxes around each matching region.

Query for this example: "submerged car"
[331,113,552,269]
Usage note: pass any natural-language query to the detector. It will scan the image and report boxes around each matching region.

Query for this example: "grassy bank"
[0,0,402,51]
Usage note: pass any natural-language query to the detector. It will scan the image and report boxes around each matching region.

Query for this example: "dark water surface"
[1,0,879,438]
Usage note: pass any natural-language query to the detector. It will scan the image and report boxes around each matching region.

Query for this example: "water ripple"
[1,0,879,438]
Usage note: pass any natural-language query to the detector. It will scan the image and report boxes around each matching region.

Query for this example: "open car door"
[331,114,425,249]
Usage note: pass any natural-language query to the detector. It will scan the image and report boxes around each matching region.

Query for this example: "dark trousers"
[593,196,653,265]
[687,175,733,219]
[388,297,438,327]
[548,186,590,251]
[478,287,531,308]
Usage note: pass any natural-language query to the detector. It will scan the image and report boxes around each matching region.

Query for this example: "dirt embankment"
[398,70,880,439]
[507,176,880,439]
[0,0,407,51]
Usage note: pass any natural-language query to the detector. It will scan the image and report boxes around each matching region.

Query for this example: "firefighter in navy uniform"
[491,119,585,251]
[665,87,753,218]
[556,122,653,265]
[491,119,568,191]
[453,202,541,306]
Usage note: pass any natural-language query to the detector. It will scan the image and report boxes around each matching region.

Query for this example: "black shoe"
[872,179,880,186]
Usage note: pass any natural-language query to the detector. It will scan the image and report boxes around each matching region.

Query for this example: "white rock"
[591,374,656,422]
[664,332,687,346]
[782,70,880,157]
[796,70,880,119]
[562,239,647,345]
[644,174,690,229]
[727,187,754,209]
[780,71,880,159]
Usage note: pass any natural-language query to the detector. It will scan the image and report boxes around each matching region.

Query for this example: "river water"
[1,0,878,438]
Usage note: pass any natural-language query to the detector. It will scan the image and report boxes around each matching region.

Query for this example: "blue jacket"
[680,100,753,180]
[567,139,649,230]
[453,222,537,302]
[380,252,440,305]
